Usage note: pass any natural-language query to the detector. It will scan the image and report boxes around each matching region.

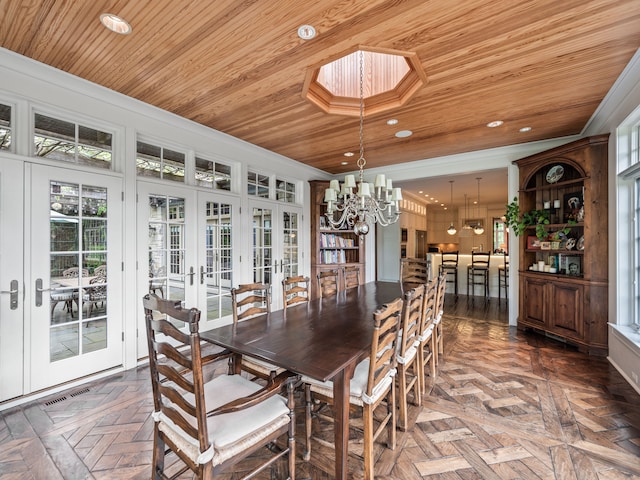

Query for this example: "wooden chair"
[433,271,447,366]
[142,293,299,480]
[417,277,438,395]
[397,285,424,431]
[467,251,491,298]
[439,251,459,296]
[304,297,403,480]
[282,275,310,310]
[317,269,339,298]
[231,283,283,379]
[498,253,509,301]
[342,265,360,289]
[400,258,429,293]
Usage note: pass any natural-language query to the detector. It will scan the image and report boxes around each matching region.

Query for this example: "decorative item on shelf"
[577,235,585,251]
[473,177,484,235]
[504,197,549,238]
[565,238,577,250]
[323,51,402,236]
[564,191,583,221]
[546,165,565,184]
[446,180,457,235]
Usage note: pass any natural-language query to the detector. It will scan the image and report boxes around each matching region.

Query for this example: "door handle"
[280,259,284,274]
[188,266,195,286]
[35,278,52,307]
[200,266,205,285]
[0,280,19,310]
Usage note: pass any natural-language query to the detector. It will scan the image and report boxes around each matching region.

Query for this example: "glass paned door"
[197,194,238,328]
[0,158,24,401]
[30,164,122,391]
[250,201,302,310]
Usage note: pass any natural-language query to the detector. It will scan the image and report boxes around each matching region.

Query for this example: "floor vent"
[44,396,67,406]
[70,388,90,397]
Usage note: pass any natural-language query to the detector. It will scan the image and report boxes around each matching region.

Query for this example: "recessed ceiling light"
[487,120,504,128]
[387,119,399,125]
[418,190,423,194]
[395,130,413,138]
[519,126,532,132]
[100,13,132,34]
[344,152,354,157]
[297,25,316,40]
[441,203,445,207]
[341,161,349,165]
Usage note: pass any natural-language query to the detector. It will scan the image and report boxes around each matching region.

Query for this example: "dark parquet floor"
[1,294,639,479]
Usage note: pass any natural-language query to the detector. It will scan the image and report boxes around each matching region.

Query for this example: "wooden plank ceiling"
[2,0,640,178]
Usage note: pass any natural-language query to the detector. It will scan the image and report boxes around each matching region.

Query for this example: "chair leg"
[303,384,312,462]
[363,404,374,480]
[152,426,166,480]
[286,380,296,480]
[397,366,408,431]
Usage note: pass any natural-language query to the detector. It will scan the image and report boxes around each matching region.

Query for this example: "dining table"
[200,281,403,480]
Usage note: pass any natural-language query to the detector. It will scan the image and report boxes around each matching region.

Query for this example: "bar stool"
[439,251,459,296]
[467,251,491,298]
[498,253,509,301]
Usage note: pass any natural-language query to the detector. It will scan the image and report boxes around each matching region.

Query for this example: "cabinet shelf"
[522,177,585,192]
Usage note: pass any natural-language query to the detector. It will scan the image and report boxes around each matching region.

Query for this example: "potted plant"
[504,197,550,240]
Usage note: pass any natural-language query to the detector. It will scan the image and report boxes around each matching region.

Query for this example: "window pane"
[0,103,11,151]
[195,156,215,188]
[137,141,162,178]
[78,125,112,169]
[34,114,76,162]
[215,162,231,190]
[163,148,185,183]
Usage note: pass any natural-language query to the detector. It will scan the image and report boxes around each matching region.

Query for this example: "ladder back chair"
[231,283,283,380]
[433,271,447,366]
[143,293,299,480]
[400,258,429,293]
[317,269,339,298]
[439,251,459,296]
[467,251,491,298]
[397,285,424,431]
[303,296,403,480]
[282,275,310,310]
[342,265,361,289]
[417,277,438,394]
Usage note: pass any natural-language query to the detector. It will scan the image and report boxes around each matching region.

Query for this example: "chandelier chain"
[357,50,366,179]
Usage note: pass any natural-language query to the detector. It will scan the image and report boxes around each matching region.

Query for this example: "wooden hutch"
[514,135,609,355]
[309,180,365,299]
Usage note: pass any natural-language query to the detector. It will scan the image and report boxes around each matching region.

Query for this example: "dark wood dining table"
[200,281,402,480]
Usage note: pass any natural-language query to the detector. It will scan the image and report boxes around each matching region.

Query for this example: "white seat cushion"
[155,373,290,466]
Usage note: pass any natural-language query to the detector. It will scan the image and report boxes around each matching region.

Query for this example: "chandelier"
[447,180,457,235]
[323,51,402,236]
[474,177,484,235]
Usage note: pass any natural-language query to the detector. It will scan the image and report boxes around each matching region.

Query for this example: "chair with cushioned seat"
[231,283,284,380]
[317,269,339,298]
[342,265,361,289]
[400,258,429,293]
[304,296,403,480]
[143,293,299,480]
[282,275,310,311]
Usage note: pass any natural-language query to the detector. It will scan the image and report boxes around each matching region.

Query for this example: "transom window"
[247,171,269,198]
[34,113,112,169]
[276,179,296,203]
[195,156,231,191]
[0,103,11,152]
[136,141,186,183]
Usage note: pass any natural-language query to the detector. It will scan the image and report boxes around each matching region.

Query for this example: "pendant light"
[474,177,485,235]
[446,180,457,235]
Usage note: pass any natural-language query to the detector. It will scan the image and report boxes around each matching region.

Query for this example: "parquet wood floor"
[1,295,639,479]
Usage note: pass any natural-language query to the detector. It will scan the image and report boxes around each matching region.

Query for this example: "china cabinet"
[514,135,608,354]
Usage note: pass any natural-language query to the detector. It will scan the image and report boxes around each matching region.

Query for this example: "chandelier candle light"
[323,51,402,235]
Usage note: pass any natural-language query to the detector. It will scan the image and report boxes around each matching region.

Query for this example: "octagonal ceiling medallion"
[303,46,426,116]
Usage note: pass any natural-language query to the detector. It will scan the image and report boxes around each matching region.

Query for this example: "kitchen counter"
[429,253,508,298]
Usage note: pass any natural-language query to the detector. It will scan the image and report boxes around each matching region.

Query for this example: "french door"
[0,160,123,400]
[137,183,238,356]
[0,158,24,401]
[250,201,303,311]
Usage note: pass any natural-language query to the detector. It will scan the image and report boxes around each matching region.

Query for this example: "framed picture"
[563,190,583,221]
[540,241,551,250]
[527,235,541,250]
[319,216,327,230]
[559,254,581,276]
